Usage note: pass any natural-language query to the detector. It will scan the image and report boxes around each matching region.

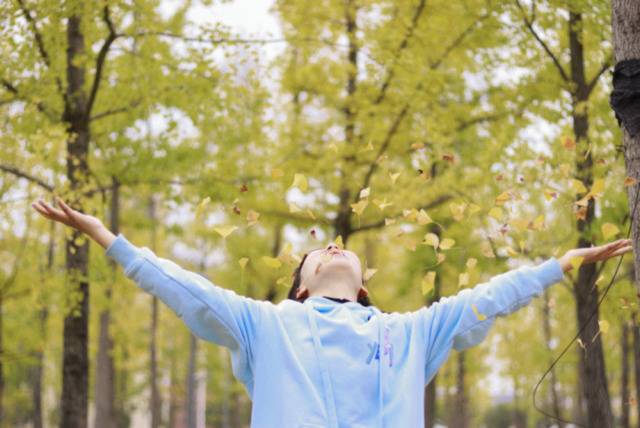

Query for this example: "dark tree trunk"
[633,312,640,427]
[449,351,468,428]
[621,319,631,428]
[542,290,565,426]
[569,9,613,427]
[94,178,119,428]
[61,14,91,428]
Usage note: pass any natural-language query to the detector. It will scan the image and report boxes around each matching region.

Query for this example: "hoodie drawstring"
[305,301,385,428]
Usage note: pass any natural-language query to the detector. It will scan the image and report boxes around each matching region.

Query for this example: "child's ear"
[296,286,309,300]
[357,286,369,300]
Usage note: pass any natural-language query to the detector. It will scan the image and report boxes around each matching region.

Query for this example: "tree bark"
[621,319,631,428]
[94,178,119,428]
[61,14,91,428]
[542,290,565,427]
[569,9,614,427]
[633,312,640,427]
[449,351,468,428]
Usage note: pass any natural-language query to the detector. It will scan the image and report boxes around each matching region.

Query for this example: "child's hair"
[287,252,372,306]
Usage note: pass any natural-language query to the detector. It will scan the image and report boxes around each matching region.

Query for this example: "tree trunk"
[148,195,161,428]
[633,312,640,427]
[61,14,91,428]
[94,178,119,428]
[621,319,631,428]
[424,224,442,428]
[542,290,565,427]
[569,9,614,427]
[449,351,468,428]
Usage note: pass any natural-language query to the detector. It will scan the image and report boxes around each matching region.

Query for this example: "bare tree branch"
[85,5,119,118]
[16,0,64,95]
[514,0,570,83]
[0,164,53,191]
[89,98,142,122]
[586,54,613,96]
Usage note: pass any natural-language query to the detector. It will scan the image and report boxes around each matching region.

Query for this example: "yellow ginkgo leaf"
[436,253,446,264]
[214,225,237,239]
[466,258,477,269]
[601,223,620,240]
[439,238,455,250]
[359,187,370,199]
[421,271,436,296]
[471,304,487,321]
[271,168,284,179]
[488,207,503,220]
[403,208,418,221]
[328,143,338,153]
[385,218,396,226]
[532,215,545,231]
[291,173,308,192]
[467,203,482,215]
[416,209,433,225]
[598,319,610,335]
[423,233,439,248]
[570,179,587,194]
[449,202,466,221]
[510,218,529,232]
[569,256,584,271]
[505,246,519,257]
[334,235,344,250]
[495,191,510,205]
[351,200,368,215]
[246,210,260,226]
[262,256,282,269]
[624,176,638,187]
[459,272,469,288]
[238,257,249,269]
[363,268,377,281]
[195,196,211,218]
[518,239,526,253]
[373,198,393,210]
[389,172,401,184]
[590,178,605,198]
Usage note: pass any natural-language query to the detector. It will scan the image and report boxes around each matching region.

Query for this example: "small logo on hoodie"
[366,326,393,367]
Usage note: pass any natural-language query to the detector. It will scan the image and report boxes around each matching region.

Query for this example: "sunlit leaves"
[238,257,249,269]
[262,256,282,269]
[466,258,477,269]
[439,238,455,250]
[423,233,439,248]
[449,202,466,221]
[421,271,436,296]
[363,268,377,281]
[195,196,211,219]
[350,200,368,216]
[291,173,308,192]
[213,225,237,238]
[246,210,259,226]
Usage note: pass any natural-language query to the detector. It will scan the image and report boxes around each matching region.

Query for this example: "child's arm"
[413,239,631,385]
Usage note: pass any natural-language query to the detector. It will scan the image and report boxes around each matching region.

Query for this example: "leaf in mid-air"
[601,223,620,240]
[423,233,439,248]
[195,196,211,218]
[439,238,455,250]
[262,256,282,269]
[291,173,308,192]
[238,257,249,269]
[421,271,436,296]
[214,225,237,238]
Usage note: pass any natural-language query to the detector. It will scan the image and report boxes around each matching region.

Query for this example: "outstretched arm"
[415,239,632,385]
[31,197,272,354]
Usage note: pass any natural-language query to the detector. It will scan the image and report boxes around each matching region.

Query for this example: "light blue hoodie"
[105,233,565,428]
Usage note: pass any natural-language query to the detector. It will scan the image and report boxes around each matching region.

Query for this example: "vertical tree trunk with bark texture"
[542,290,565,427]
[621,319,631,428]
[94,178,119,428]
[569,9,614,427]
[61,14,91,428]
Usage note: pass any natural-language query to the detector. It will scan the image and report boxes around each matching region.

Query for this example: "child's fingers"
[609,245,633,257]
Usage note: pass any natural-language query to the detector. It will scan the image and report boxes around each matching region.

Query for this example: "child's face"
[298,243,364,298]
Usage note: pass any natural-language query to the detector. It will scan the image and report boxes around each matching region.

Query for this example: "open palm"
[31,197,102,235]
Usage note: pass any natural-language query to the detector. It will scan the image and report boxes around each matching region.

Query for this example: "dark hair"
[287,252,372,306]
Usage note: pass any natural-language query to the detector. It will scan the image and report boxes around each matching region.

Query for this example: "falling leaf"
[365,140,374,151]
[403,208,418,221]
[351,200,368,215]
[385,218,396,226]
[598,319,609,334]
[505,246,519,257]
[363,268,377,281]
[601,223,620,240]
[466,258,477,269]
[569,256,584,271]
[214,225,237,239]
[518,239,526,253]
[411,142,425,150]
[402,237,418,251]
[481,241,495,258]
[359,187,370,199]
[246,210,260,226]
[239,183,248,192]
[562,136,576,150]
[624,176,638,187]
[590,178,605,198]
[334,235,344,249]
[271,168,284,179]
[423,233,439,248]
[389,172,401,184]
[488,207,503,220]
[195,197,211,219]
[577,338,585,350]
[291,173,308,192]
[238,258,249,269]
[449,202,467,221]
[570,179,587,194]
[471,304,487,321]
[439,238,455,250]
[374,198,393,210]
[421,271,436,296]
[575,194,591,207]
[416,209,433,225]
[442,153,455,164]
[532,215,545,230]
[262,256,282,269]
[436,253,446,264]
[459,272,469,288]
[495,191,511,205]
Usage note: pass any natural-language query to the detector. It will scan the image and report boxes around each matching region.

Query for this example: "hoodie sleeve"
[105,233,272,360]
[412,257,564,385]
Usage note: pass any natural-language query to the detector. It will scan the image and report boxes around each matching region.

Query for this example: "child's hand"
[32,196,103,236]
[558,238,633,273]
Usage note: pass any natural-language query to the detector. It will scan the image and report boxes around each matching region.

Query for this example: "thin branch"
[0,164,53,191]
[514,0,569,83]
[16,0,64,95]
[586,54,613,97]
[86,5,119,118]
[1,78,56,119]
[373,0,427,106]
[90,98,142,122]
